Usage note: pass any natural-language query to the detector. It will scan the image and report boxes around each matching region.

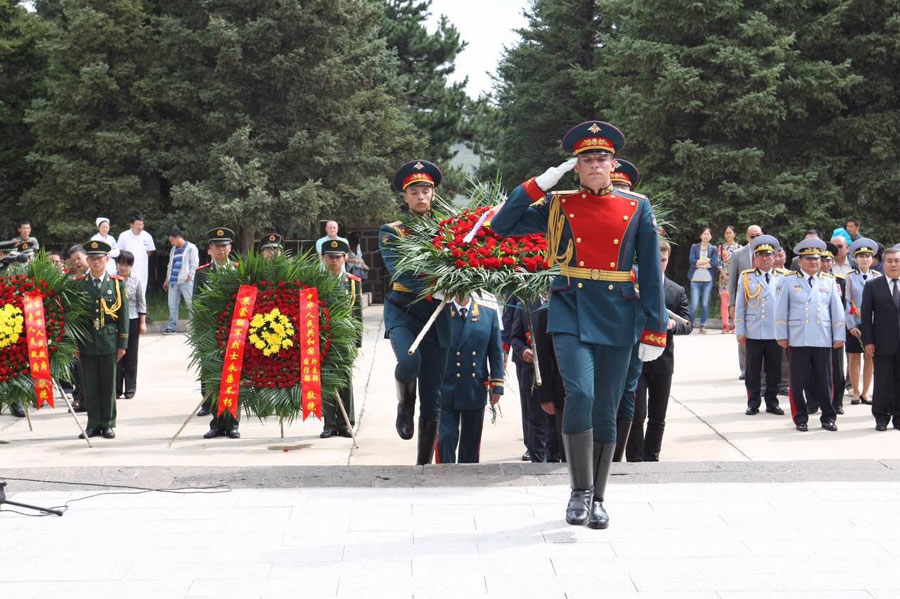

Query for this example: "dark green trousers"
[323,379,355,428]
[80,354,117,428]
[201,376,240,432]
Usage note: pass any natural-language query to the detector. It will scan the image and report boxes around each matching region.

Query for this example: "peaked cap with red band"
[393,159,443,192]
[562,120,626,156]
[610,158,640,189]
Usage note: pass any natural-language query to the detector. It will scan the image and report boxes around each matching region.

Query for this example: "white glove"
[430,291,444,300]
[534,158,578,191]
[638,343,665,362]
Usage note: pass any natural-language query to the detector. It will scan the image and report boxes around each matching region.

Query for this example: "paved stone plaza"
[3,306,900,598]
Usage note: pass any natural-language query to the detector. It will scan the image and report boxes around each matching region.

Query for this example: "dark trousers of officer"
[745,338,782,410]
[626,369,674,461]
[437,407,485,463]
[389,326,448,421]
[552,334,632,442]
[805,347,846,412]
[872,351,900,426]
[80,354,117,429]
[323,380,355,428]
[116,318,141,397]
[788,346,835,425]
[515,361,553,462]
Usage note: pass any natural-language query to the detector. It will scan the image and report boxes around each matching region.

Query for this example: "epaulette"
[777,268,793,275]
[614,187,649,200]
[550,190,579,196]
[74,275,86,280]
[529,198,546,207]
[347,274,361,282]
[741,268,755,275]
[109,274,124,281]
[197,263,211,270]
[783,270,800,277]
[834,273,845,280]
[822,272,835,279]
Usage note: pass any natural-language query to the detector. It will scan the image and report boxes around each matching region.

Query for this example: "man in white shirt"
[830,235,853,278]
[116,215,155,298]
[315,220,348,269]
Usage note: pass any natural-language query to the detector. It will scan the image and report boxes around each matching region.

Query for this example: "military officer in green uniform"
[260,232,284,259]
[320,238,363,438]
[193,228,241,438]
[76,240,129,439]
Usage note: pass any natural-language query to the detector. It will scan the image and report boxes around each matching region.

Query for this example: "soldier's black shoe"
[821,421,838,432]
[807,407,819,415]
[395,379,416,440]
[521,450,531,461]
[197,405,211,417]
[765,406,785,416]
[796,423,808,432]
[101,428,116,439]
[745,407,759,415]
[337,426,353,438]
[320,426,337,439]
[203,428,225,439]
[226,429,241,439]
[876,422,888,432]
[79,427,101,439]
[835,406,845,415]
[10,403,26,418]
[893,420,900,430]
[588,500,609,530]
[566,490,593,526]
[124,393,135,399]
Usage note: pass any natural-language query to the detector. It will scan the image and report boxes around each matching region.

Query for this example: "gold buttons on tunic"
[622,215,628,221]
[608,284,614,290]
[472,362,476,367]
[456,351,460,356]
[456,373,461,378]
[456,362,460,367]
[579,260,585,266]
[610,262,616,268]
[472,373,476,378]
[569,213,575,218]
[472,351,477,356]
[577,283,583,289]
[613,239,619,245]
[630,201,636,207]
[581,193,586,198]
[561,198,566,204]
[576,237,582,243]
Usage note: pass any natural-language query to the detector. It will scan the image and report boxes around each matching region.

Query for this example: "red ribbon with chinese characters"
[298,287,322,420]
[217,285,257,418]
[23,292,53,409]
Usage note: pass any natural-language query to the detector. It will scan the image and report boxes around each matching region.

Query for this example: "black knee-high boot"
[561,430,593,525]
[416,416,438,465]
[395,379,416,440]
[588,442,615,529]
[612,419,631,462]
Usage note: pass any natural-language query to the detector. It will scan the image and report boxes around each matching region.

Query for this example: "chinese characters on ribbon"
[298,288,322,420]
[217,285,258,418]
[23,292,53,409]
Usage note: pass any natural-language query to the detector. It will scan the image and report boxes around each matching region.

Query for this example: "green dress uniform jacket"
[77,273,129,429]
[323,273,363,428]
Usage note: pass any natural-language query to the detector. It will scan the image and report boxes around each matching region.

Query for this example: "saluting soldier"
[76,240,129,439]
[775,239,846,432]
[260,232,284,260]
[845,238,881,406]
[379,160,451,465]
[320,238,362,439]
[194,228,241,438]
[492,121,667,529]
[735,235,786,416]
[436,295,504,463]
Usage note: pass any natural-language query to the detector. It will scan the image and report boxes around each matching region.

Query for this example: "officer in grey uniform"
[735,235,785,416]
[775,238,846,432]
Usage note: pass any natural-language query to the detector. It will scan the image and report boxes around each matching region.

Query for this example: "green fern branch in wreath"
[0,255,92,409]
[188,251,361,423]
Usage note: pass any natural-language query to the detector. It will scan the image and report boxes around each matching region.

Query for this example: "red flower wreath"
[0,275,65,384]
[214,282,334,390]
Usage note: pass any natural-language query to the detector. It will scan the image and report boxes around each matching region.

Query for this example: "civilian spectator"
[9,219,39,252]
[162,228,198,334]
[717,225,741,333]
[116,214,155,298]
[845,217,861,242]
[830,233,853,278]
[346,232,369,281]
[860,247,900,431]
[90,217,120,275]
[688,226,718,333]
[873,244,886,274]
[315,221,348,268]
[115,251,146,399]
[66,244,89,276]
[728,225,763,379]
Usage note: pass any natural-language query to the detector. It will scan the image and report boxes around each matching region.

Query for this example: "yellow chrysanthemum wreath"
[0,303,24,349]
[248,308,295,357]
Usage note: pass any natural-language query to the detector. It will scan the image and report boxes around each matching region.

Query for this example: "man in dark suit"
[860,247,900,431]
[626,239,692,461]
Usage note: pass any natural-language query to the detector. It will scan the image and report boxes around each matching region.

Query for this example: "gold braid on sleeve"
[546,196,573,278]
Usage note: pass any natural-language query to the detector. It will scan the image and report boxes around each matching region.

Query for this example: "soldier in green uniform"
[193,228,241,438]
[320,238,362,438]
[76,240,129,439]
[260,232,284,259]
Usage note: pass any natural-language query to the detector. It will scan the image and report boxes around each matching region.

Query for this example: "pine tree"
[24,0,159,243]
[378,0,469,192]
[171,0,420,249]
